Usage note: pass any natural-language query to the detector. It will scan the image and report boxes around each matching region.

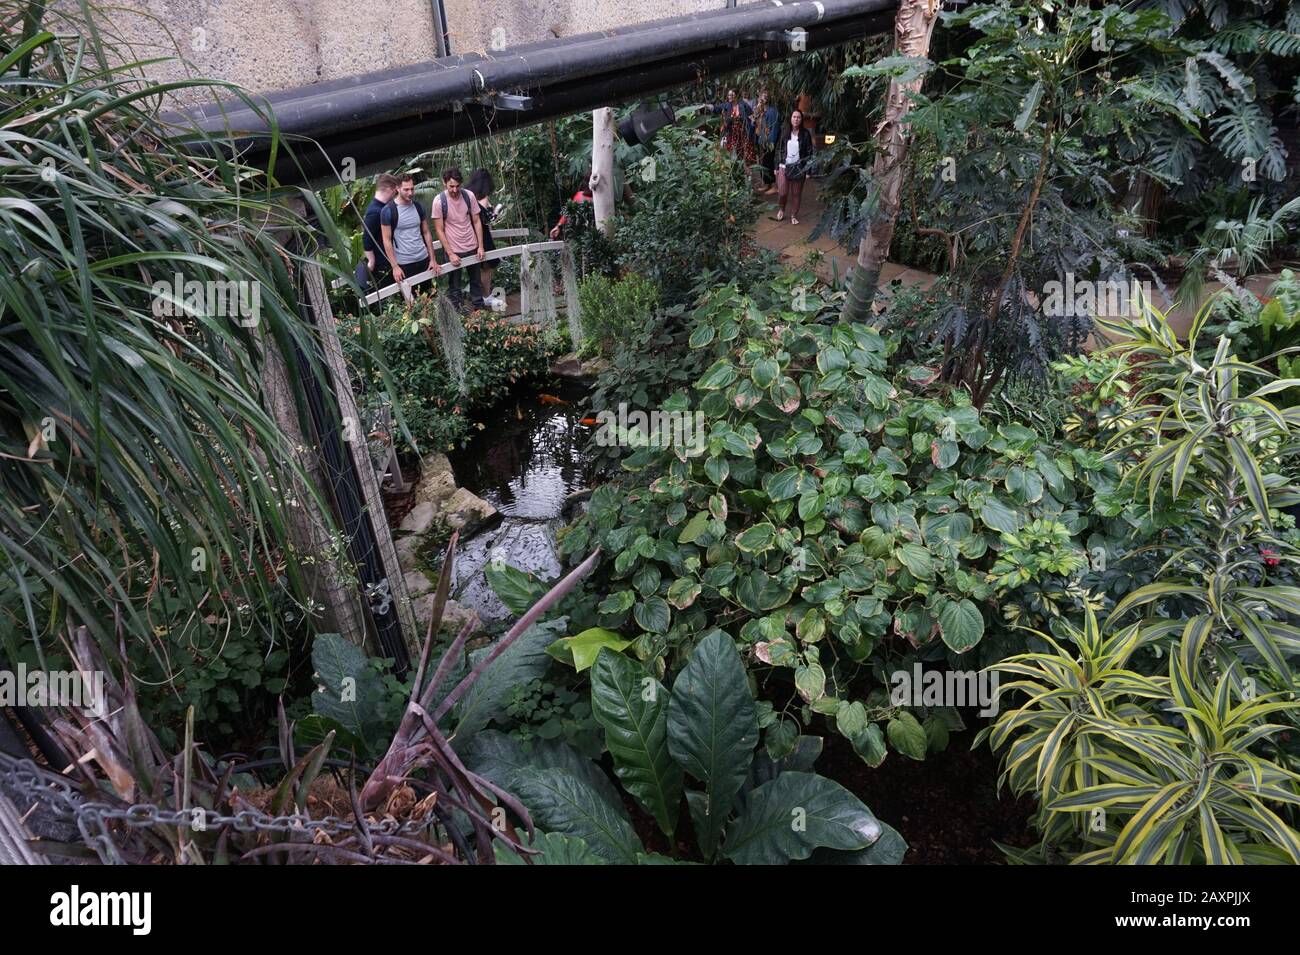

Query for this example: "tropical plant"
[1203,270,1300,397]
[984,297,1300,864]
[558,276,1121,766]
[30,532,608,863]
[1179,197,1300,306]
[1098,298,1300,687]
[983,609,1300,864]
[340,297,554,453]
[0,8,366,691]
[576,271,661,351]
[466,630,905,864]
[612,125,758,305]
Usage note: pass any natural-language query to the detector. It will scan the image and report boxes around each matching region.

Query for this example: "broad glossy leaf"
[454,619,566,741]
[666,631,759,859]
[724,772,883,864]
[591,648,684,837]
[510,766,642,864]
[937,597,984,653]
[546,627,632,672]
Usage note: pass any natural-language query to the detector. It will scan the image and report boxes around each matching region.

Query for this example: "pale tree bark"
[840,0,940,323]
[591,107,616,233]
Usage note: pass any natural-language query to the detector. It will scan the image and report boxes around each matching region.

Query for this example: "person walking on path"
[359,172,399,289]
[464,168,499,300]
[431,166,487,311]
[752,91,780,193]
[775,108,815,225]
[381,173,440,285]
[712,88,756,164]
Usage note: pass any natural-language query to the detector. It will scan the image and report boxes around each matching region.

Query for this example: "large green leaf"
[591,648,684,837]
[809,821,908,864]
[459,729,625,811]
[310,634,384,753]
[495,831,606,865]
[666,630,759,859]
[485,561,548,616]
[510,766,642,864]
[724,772,883,865]
[547,627,632,672]
[937,597,984,653]
[453,618,566,741]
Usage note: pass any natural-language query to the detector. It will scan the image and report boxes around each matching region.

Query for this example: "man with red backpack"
[431,166,487,311]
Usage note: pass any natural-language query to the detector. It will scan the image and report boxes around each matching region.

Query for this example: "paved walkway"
[751,178,938,307]
[750,177,1283,339]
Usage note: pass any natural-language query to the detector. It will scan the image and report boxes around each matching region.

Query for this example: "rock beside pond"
[412,593,477,635]
[549,352,608,380]
[413,452,458,507]
[403,452,497,538]
[443,487,497,535]
[399,500,438,536]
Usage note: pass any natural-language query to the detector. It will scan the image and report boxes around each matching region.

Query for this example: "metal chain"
[0,751,435,863]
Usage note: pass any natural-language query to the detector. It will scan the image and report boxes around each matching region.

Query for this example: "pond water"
[447,379,595,625]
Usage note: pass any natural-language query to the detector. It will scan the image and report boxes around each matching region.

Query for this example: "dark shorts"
[396,257,430,277]
[480,219,496,252]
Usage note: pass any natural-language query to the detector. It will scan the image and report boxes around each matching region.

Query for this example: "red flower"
[1261,548,1280,568]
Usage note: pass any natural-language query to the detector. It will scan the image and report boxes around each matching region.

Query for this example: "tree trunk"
[591,107,616,233]
[840,0,940,323]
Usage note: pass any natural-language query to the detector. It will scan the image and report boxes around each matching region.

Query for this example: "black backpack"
[381,197,428,229]
[439,189,474,220]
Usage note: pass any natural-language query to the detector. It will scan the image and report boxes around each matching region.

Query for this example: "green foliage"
[302,633,409,758]
[0,7,348,678]
[124,612,299,751]
[468,631,899,864]
[984,298,1300,864]
[984,610,1300,864]
[577,272,661,351]
[1202,271,1300,404]
[341,298,554,452]
[559,279,1120,765]
[612,125,759,305]
[505,677,602,758]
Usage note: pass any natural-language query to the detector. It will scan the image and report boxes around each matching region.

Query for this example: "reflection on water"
[446,384,594,626]
[450,385,593,521]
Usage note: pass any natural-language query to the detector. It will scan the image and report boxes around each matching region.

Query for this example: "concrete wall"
[76,0,744,99]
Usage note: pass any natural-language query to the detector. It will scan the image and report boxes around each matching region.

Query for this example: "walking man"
[359,172,399,289]
[431,166,487,311]
[380,173,439,286]
[753,91,780,193]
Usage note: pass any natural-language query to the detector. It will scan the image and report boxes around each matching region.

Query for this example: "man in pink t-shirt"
[431,166,486,310]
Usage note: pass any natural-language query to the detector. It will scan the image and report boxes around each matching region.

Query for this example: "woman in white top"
[775,109,815,225]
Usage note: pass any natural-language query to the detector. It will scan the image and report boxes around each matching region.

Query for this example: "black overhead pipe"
[169,0,897,185]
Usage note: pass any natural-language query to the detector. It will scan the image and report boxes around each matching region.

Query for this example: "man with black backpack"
[431,166,486,311]
[380,173,439,286]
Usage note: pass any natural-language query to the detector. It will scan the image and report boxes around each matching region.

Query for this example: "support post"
[304,262,420,657]
[591,107,616,233]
